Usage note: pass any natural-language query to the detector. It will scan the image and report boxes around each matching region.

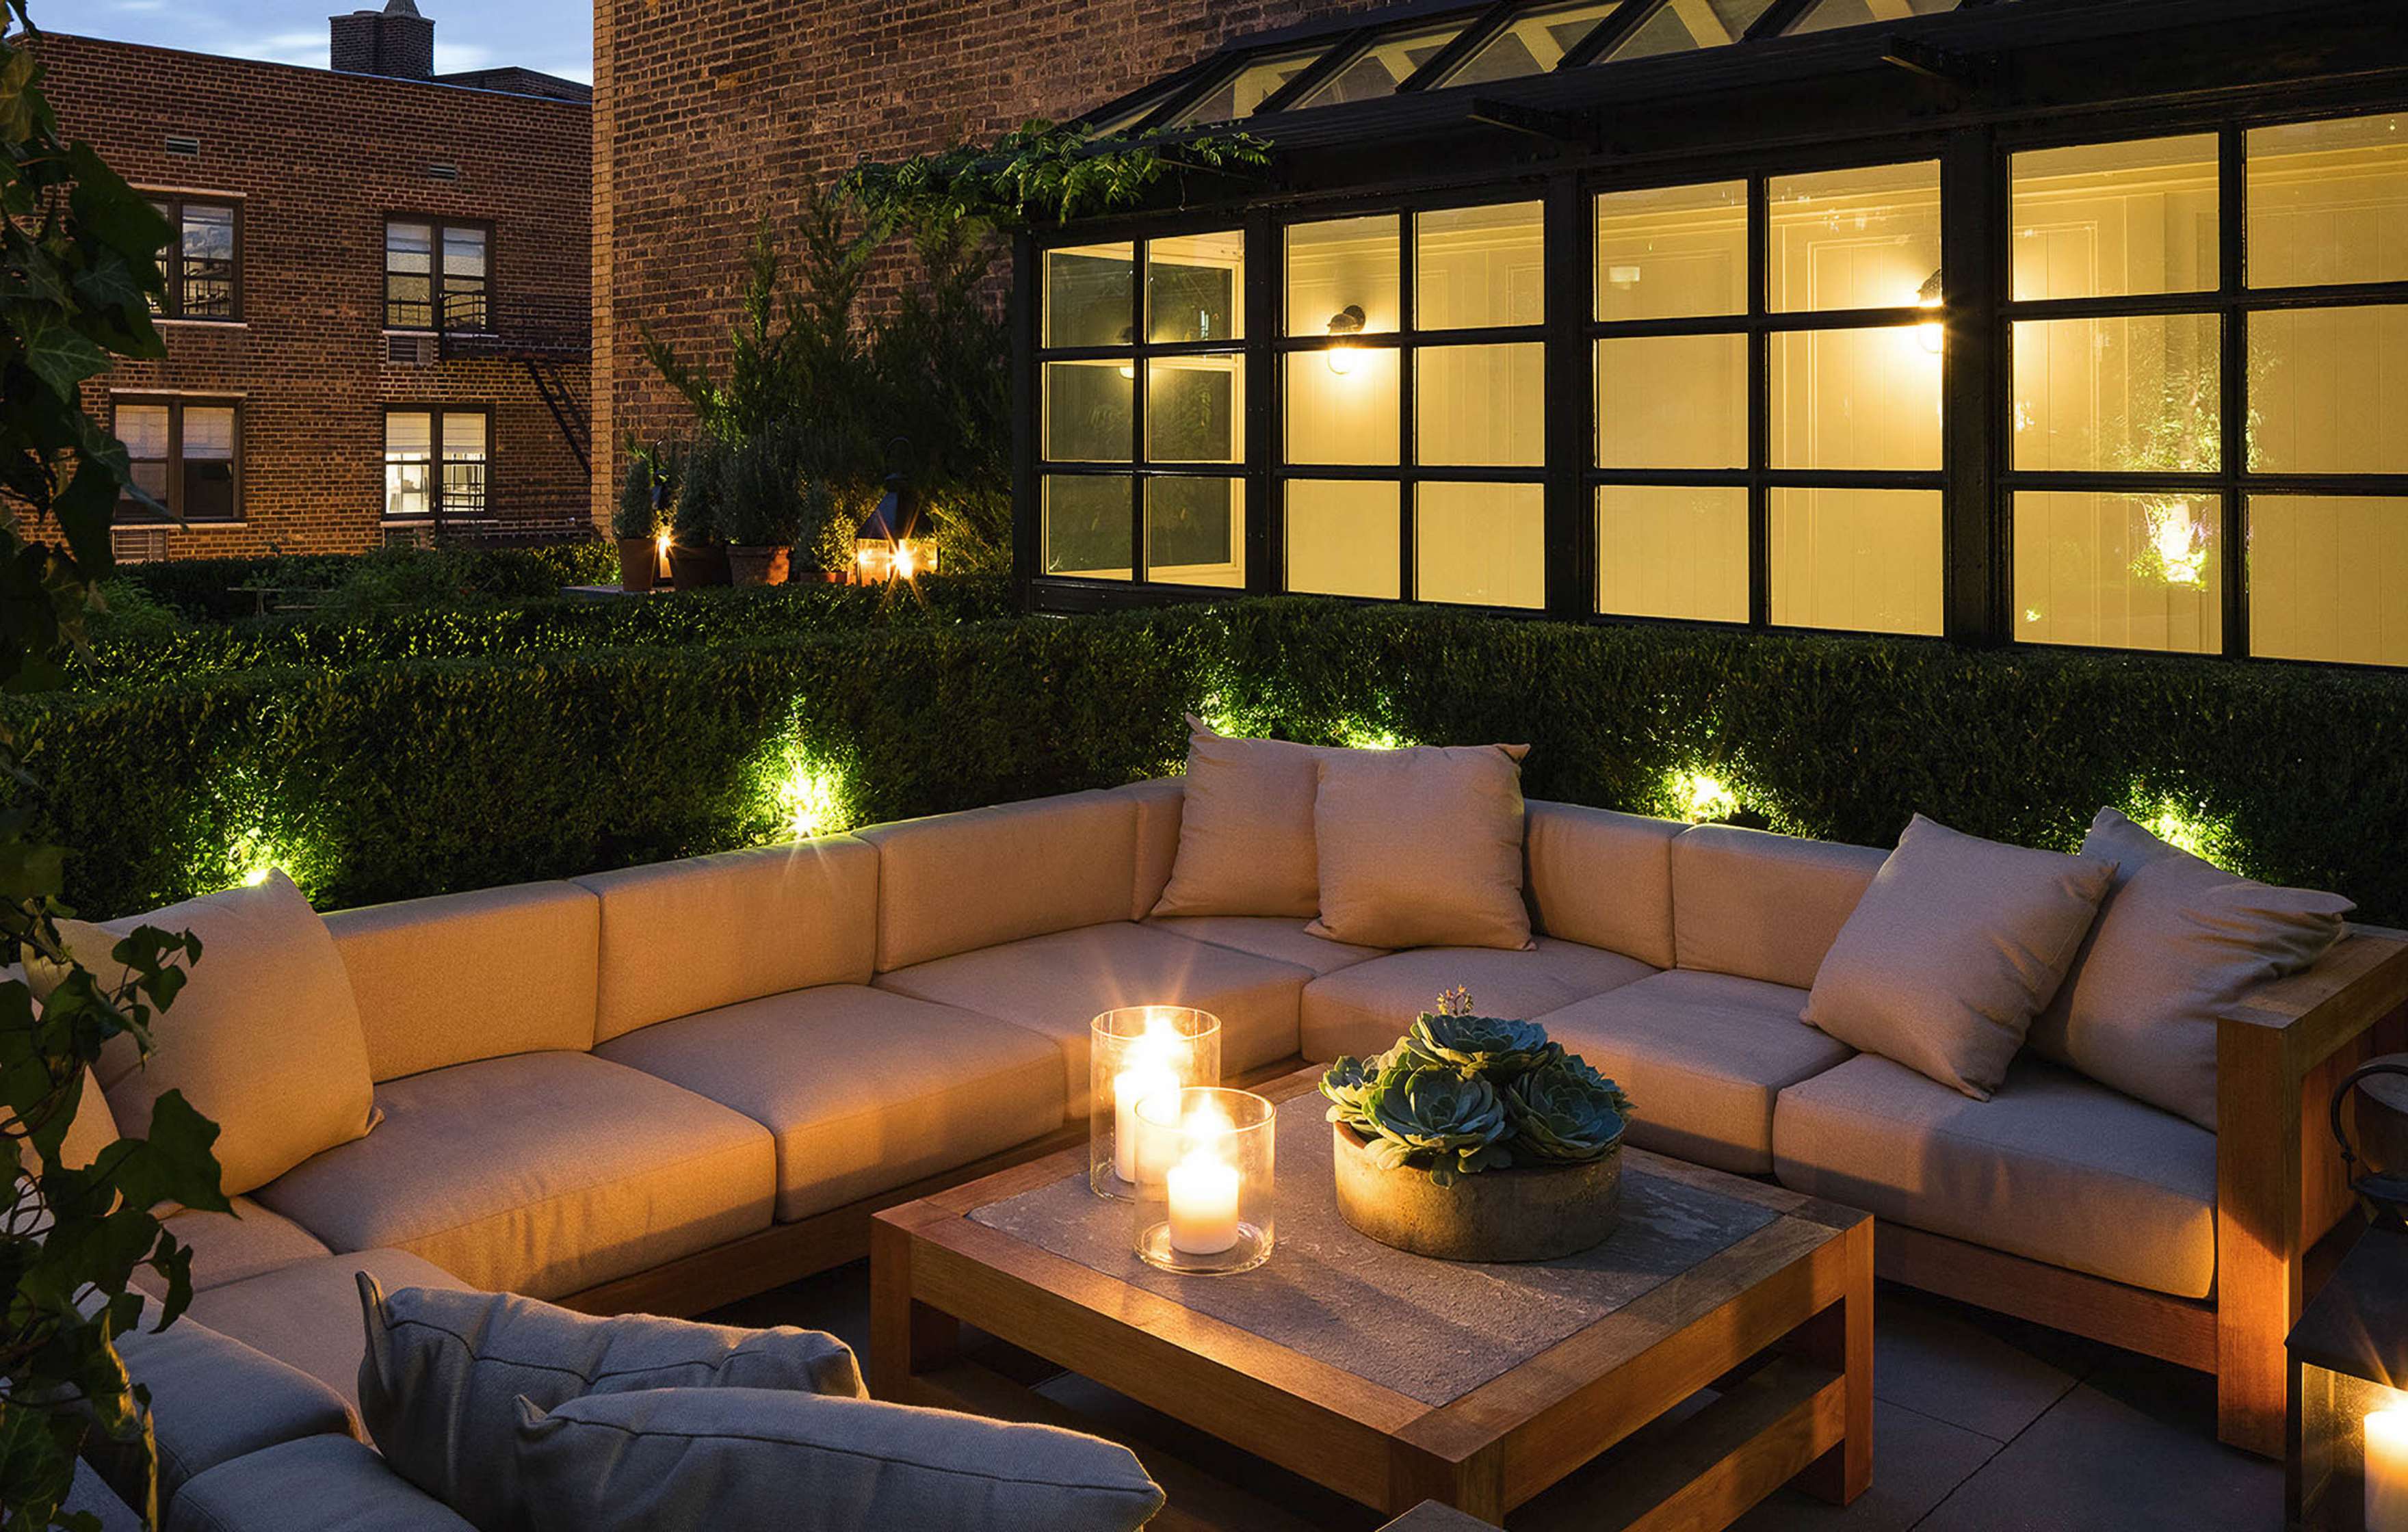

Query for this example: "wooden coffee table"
[870,1068,1871,1529]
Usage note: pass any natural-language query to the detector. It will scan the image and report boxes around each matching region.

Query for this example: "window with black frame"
[384,408,490,523]
[385,220,491,332]
[113,398,239,522]
[1038,232,1247,586]
[146,198,239,321]
[1282,202,1548,608]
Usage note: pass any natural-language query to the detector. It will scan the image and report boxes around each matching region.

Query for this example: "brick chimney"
[330,0,436,81]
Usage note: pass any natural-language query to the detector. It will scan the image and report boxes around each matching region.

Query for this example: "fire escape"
[437,291,590,476]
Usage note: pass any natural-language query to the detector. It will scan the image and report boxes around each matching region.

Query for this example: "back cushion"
[575,838,878,1043]
[859,791,1139,972]
[1113,778,1185,921]
[327,882,601,1081]
[1672,824,1887,990]
[1526,802,1682,970]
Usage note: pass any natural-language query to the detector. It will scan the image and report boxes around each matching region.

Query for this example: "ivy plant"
[1,8,224,1529]
[841,118,1270,232]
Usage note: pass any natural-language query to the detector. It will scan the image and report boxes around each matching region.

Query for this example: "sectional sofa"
[88,776,2408,1526]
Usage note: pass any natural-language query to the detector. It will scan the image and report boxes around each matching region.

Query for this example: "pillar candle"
[2370,1408,2408,1532]
[1167,1152,1242,1256]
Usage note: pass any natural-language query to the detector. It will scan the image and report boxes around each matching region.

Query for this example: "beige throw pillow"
[1803,815,2115,1100]
[1149,718,1339,919]
[1307,745,1534,951]
[29,873,376,1196]
[2030,808,2353,1131]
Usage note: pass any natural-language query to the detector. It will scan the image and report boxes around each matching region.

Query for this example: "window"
[1294,23,1465,109]
[147,198,239,321]
[1605,0,1775,62]
[1281,202,1547,608]
[385,409,490,523]
[114,399,239,522]
[1171,49,1324,127]
[1038,233,1246,585]
[1439,2,1623,88]
[386,220,490,332]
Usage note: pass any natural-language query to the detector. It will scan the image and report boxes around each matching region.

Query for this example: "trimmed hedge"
[114,542,622,622]
[16,599,2408,925]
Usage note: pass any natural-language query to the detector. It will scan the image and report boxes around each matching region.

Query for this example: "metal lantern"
[2286,1059,2408,1531]
[855,442,942,585]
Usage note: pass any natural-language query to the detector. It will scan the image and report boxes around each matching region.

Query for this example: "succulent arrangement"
[1321,990,1636,1186]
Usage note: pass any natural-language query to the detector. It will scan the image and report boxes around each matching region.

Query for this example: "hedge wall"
[18,599,2408,925]
[114,543,623,622]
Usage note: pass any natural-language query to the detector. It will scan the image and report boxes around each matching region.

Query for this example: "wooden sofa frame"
[558,932,2408,1462]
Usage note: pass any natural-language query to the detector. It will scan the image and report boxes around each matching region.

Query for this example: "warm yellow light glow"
[1916,291,1946,356]
[2143,499,2210,587]
[1326,342,1357,376]
[894,543,919,579]
[1118,362,1137,380]
[775,762,844,841]
[1671,769,1740,824]
[654,529,672,558]
[2125,788,2239,869]
[1338,724,1406,750]
[2368,1406,2408,1532]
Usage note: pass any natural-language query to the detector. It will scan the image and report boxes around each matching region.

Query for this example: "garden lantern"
[2287,1059,2408,1531]
[856,464,941,585]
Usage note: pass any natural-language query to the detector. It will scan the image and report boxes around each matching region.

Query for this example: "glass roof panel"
[1606,0,1777,61]
[1292,22,1469,109]
[1172,47,1328,126]
[1443,1,1625,88]
[1787,0,1966,34]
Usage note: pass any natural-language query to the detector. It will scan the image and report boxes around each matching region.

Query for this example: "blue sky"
[53,0,594,84]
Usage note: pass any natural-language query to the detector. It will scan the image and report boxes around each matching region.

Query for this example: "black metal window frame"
[112,395,244,525]
[146,196,241,323]
[381,404,495,526]
[384,217,495,334]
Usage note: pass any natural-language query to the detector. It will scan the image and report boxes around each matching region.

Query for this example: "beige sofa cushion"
[1149,720,1335,920]
[1527,802,1683,970]
[57,1066,119,1170]
[187,1250,471,1414]
[165,1435,477,1532]
[1536,971,1854,1175]
[1147,916,1387,977]
[103,1315,354,1512]
[326,881,599,1081]
[1112,777,1186,920]
[598,985,1065,1221]
[860,792,1139,972]
[1298,940,1654,1062]
[1671,825,1886,990]
[1773,1054,2216,1298]
[150,1198,333,1293]
[1803,817,2115,1100]
[361,1280,866,1531]
[41,873,376,1197]
[254,1053,774,1299]
[1308,745,1533,951]
[515,1388,1166,1532]
[876,923,1309,1117]
[2032,808,2355,1131]
[574,838,878,1043]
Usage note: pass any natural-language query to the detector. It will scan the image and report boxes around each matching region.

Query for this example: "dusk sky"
[53,0,594,84]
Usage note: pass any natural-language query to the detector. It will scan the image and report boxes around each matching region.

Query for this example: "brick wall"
[593,0,1381,520]
[40,33,592,557]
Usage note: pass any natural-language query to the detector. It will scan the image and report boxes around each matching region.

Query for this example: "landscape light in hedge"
[776,758,846,841]
[1669,769,1741,825]
[2128,787,2239,869]
[1338,723,1409,751]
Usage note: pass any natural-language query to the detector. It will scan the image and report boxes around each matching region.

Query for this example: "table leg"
[1791,1219,1874,1507]
[868,1218,961,1402]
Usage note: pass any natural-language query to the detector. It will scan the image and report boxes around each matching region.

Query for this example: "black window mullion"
[1246,211,1279,595]
[1130,238,1149,583]
[1941,127,2001,646]
[164,403,183,521]
[1747,177,1770,628]
[1399,213,1418,601]
[1543,176,1591,618]
[2219,123,2248,660]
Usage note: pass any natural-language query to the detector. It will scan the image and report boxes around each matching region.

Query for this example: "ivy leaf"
[7,304,111,398]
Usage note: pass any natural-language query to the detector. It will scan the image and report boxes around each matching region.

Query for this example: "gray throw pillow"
[513,1387,1167,1532]
[2028,808,2354,1131]
[357,1278,867,1532]
[1802,815,2116,1100]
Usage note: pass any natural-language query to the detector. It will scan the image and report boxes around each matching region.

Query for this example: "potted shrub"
[612,443,672,592]
[718,427,805,587]
[1321,990,1634,1263]
[668,436,731,590]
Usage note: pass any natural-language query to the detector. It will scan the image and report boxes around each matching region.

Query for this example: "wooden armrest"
[1377,1505,1504,1532]
[2221,927,2408,1069]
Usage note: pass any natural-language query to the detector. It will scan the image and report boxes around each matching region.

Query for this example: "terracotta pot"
[727,545,791,587]
[668,543,729,591]
[616,536,658,594]
[1331,1122,1622,1263]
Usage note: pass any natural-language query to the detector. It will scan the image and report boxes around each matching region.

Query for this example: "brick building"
[590,0,1368,525]
[38,8,592,559]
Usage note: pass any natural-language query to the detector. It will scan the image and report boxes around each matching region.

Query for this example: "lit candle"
[1111,1016,1183,1185]
[1166,1105,1242,1256]
[2370,1408,2408,1532]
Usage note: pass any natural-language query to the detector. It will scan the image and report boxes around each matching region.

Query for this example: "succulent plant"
[1355,1061,1515,1185]
[1404,1009,1561,1081]
[1319,1049,1396,1126]
[1507,1055,1633,1166]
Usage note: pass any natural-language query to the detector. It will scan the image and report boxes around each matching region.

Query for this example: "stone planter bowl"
[1331,1123,1623,1263]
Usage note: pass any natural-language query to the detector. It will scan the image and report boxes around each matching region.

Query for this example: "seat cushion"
[1536,970,1855,1175]
[1112,777,1186,920]
[1147,916,1387,977]
[1773,1054,2216,1298]
[158,1197,334,1292]
[597,985,1065,1221]
[876,923,1309,1118]
[187,1250,471,1414]
[254,1053,774,1299]
[1299,940,1656,1062]
[104,1317,354,1511]
[166,1436,477,1532]
[1526,802,1684,971]
[1671,824,1887,990]
[859,791,1140,972]
[1308,745,1534,951]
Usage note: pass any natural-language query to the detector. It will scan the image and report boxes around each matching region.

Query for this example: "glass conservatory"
[1011,0,2408,667]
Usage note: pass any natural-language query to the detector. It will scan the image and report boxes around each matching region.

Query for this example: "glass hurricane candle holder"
[1131,1087,1274,1276]
[1088,1007,1222,1200]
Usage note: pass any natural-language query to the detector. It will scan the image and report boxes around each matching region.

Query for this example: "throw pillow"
[357,1278,867,1532]
[1307,745,1534,950]
[1802,815,2116,1100]
[513,1387,1166,1532]
[28,872,377,1196]
[1149,717,1338,919]
[2029,808,2354,1131]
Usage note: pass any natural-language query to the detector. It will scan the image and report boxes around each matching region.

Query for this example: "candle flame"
[1181,1100,1238,1167]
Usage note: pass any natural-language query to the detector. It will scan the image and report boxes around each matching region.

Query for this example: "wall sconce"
[1325,304,1365,375]
[1917,269,1945,356]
